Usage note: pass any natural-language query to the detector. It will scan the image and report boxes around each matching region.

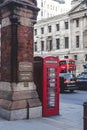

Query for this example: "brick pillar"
[0,0,42,120]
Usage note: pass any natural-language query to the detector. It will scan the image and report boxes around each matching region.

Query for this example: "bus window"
[59,61,66,65]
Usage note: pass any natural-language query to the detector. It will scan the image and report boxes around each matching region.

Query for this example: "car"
[76,72,87,90]
[59,73,78,93]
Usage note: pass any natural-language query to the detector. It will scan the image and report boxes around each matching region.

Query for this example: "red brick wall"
[1,25,34,82]
[17,25,34,63]
[1,26,12,81]
[17,25,34,82]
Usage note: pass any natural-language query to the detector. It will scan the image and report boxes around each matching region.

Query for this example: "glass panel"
[47,91,56,108]
[48,68,56,72]
[48,83,55,87]
[47,67,57,108]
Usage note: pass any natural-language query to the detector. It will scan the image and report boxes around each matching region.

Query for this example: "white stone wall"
[34,14,70,56]
[69,5,87,74]
[34,6,87,75]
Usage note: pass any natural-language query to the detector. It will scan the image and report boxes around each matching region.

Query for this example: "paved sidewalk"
[0,102,83,130]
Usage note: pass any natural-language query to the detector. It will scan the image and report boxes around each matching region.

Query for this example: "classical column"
[0,0,42,120]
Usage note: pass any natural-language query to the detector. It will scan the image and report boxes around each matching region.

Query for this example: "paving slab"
[0,102,83,130]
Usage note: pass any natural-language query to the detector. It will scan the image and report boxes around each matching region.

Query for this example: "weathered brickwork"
[1,26,11,81]
[18,25,34,62]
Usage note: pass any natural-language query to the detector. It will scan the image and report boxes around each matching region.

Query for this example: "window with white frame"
[65,37,69,48]
[56,24,59,31]
[65,21,68,29]
[76,19,79,27]
[56,38,60,49]
[41,41,44,51]
[76,35,79,48]
[85,54,87,61]
[34,42,37,52]
[48,25,52,33]
[74,55,77,60]
[34,29,37,35]
[49,40,52,51]
[41,27,44,34]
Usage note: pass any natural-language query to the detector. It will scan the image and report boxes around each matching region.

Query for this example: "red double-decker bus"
[59,58,77,92]
[59,58,76,75]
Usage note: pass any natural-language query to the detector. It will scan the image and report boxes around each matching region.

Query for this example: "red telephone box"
[34,56,60,116]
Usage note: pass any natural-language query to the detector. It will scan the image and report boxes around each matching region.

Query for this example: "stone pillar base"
[0,106,42,120]
[29,106,42,119]
[0,108,27,120]
[0,82,42,120]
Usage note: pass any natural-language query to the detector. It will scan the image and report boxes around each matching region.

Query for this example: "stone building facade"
[34,0,87,75]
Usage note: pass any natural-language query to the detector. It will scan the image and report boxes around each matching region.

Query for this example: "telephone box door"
[42,56,59,116]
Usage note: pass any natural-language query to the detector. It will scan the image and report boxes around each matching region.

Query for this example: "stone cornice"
[69,8,87,15]
[0,0,40,12]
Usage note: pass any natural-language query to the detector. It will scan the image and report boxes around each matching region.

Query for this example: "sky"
[65,0,72,5]
[65,0,72,3]
[65,0,72,8]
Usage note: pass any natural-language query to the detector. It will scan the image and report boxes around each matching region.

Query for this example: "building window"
[76,35,79,48]
[34,42,37,52]
[41,41,44,51]
[48,25,52,33]
[65,37,69,48]
[76,19,79,27]
[47,4,49,9]
[56,38,60,49]
[41,27,44,34]
[50,5,52,10]
[64,56,68,58]
[65,22,68,29]
[41,11,43,16]
[85,54,87,61]
[56,24,59,31]
[74,55,77,60]
[49,40,52,51]
[34,29,37,35]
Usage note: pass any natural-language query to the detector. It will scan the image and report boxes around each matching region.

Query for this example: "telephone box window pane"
[48,68,56,72]
[47,67,57,108]
[48,83,55,87]
[47,92,56,108]
[48,73,56,78]
[48,79,56,83]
